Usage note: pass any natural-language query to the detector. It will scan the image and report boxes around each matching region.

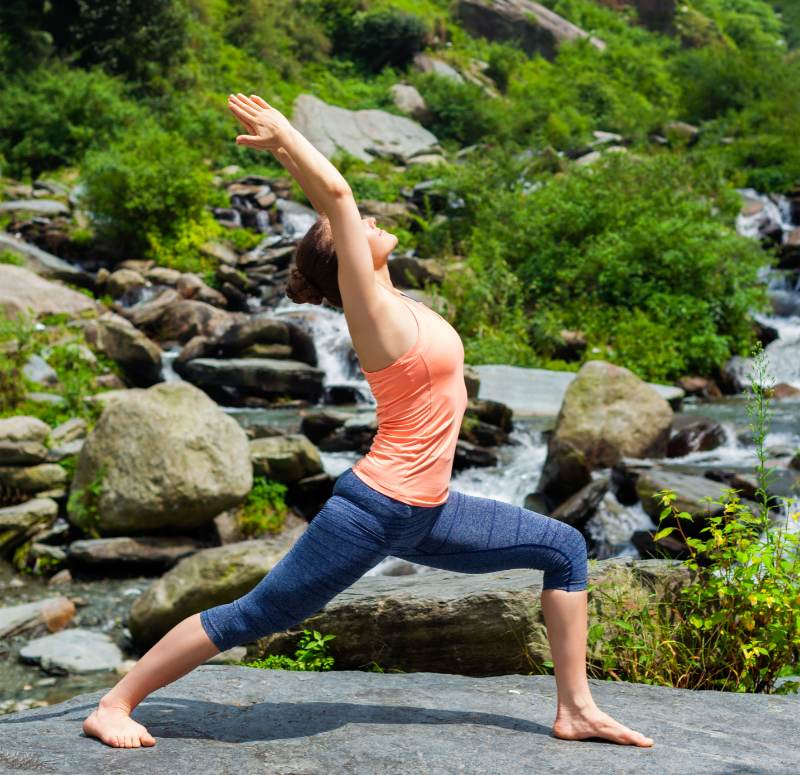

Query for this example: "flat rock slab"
[0,667,796,774]
[474,364,684,417]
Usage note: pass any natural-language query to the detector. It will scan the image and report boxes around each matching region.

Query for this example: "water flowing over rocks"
[68,382,252,534]
[1,666,798,775]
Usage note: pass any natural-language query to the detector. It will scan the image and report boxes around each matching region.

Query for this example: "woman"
[82,93,654,749]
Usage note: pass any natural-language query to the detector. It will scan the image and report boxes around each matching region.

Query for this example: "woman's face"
[363,216,398,269]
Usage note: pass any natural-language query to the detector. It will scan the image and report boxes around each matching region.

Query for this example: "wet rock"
[551,478,609,529]
[300,409,350,444]
[772,382,800,399]
[455,0,605,61]
[387,255,445,288]
[68,382,252,534]
[291,93,441,164]
[463,364,481,399]
[128,528,306,649]
[453,439,498,469]
[254,559,688,676]
[19,628,123,674]
[155,298,234,343]
[249,434,323,483]
[0,264,96,320]
[538,361,674,505]
[200,240,239,267]
[146,266,182,285]
[67,536,206,570]
[0,416,51,444]
[0,498,59,557]
[104,268,147,298]
[3,662,799,774]
[180,357,326,404]
[634,468,759,535]
[176,273,228,306]
[675,375,722,399]
[631,528,690,560]
[667,415,726,457]
[719,355,753,394]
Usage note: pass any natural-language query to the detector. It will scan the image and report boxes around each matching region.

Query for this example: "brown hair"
[285,215,343,308]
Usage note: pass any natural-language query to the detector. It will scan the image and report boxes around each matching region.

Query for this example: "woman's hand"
[227,93,294,152]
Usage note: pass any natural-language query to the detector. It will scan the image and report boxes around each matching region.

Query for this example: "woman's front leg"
[541,588,654,747]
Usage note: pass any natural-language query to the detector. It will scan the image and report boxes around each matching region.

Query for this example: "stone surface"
[249,434,324,483]
[0,497,59,557]
[0,232,92,285]
[0,415,51,444]
[473,364,683,416]
[18,627,124,674]
[0,666,797,774]
[128,526,307,650]
[0,264,96,320]
[0,595,75,638]
[253,560,689,677]
[291,93,441,164]
[67,382,252,534]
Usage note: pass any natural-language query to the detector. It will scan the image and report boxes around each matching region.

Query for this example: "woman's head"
[285,214,398,307]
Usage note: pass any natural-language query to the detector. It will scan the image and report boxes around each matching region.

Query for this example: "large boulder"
[2,666,798,773]
[455,0,606,61]
[0,232,94,286]
[0,497,59,558]
[291,93,441,164]
[128,527,306,649]
[252,559,689,676]
[0,415,51,444]
[0,264,96,320]
[67,382,252,534]
[538,360,674,505]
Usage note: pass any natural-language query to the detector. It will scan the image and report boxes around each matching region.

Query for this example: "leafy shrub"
[239,629,336,671]
[236,476,289,538]
[333,8,429,72]
[0,250,25,266]
[79,121,217,262]
[0,63,140,178]
[588,345,799,694]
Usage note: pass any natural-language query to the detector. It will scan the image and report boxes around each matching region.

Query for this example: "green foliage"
[236,476,289,538]
[0,63,141,178]
[0,309,38,412]
[240,629,336,671]
[332,8,429,73]
[79,120,217,262]
[445,151,771,381]
[0,250,25,266]
[587,344,799,693]
[67,463,107,539]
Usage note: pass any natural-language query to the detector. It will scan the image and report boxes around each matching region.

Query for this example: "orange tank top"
[351,287,468,506]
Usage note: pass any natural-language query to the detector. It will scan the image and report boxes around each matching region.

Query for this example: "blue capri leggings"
[199,467,588,652]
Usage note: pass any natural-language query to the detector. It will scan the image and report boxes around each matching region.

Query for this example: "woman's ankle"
[98,693,133,714]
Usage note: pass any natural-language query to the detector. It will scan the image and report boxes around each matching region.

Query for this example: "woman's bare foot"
[82,698,156,748]
[553,703,654,747]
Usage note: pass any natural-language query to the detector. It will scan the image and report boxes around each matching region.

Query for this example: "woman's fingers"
[250,94,270,109]
[228,94,259,119]
[236,92,262,111]
[228,101,258,128]
[227,103,255,134]
[236,135,261,147]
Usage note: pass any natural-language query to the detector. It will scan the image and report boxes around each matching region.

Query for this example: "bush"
[236,476,289,538]
[588,345,799,694]
[0,63,141,178]
[79,121,217,262]
[239,629,336,671]
[333,8,429,72]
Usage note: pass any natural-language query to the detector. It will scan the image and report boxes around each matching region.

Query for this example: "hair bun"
[286,264,325,305]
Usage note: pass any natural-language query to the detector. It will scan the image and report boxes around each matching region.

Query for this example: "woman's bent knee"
[542,523,588,592]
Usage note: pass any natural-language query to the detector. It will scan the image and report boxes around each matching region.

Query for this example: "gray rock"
[0,415,51,444]
[249,434,324,483]
[390,82,429,121]
[68,382,252,534]
[0,264,96,320]
[181,357,326,402]
[3,666,796,774]
[291,93,441,164]
[254,560,689,676]
[0,198,70,216]
[0,497,58,557]
[0,595,75,638]
[538,361,674,504]
[129,527,306,649]
[49,417,87,445]
[67,536,206,568]
[0,462,66,492]
[19,628,123,674]
[22,353,59,387]
[412,53,465,83]
[0,441,49,465]
[104,267,147,298]
[456,0,606,60]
